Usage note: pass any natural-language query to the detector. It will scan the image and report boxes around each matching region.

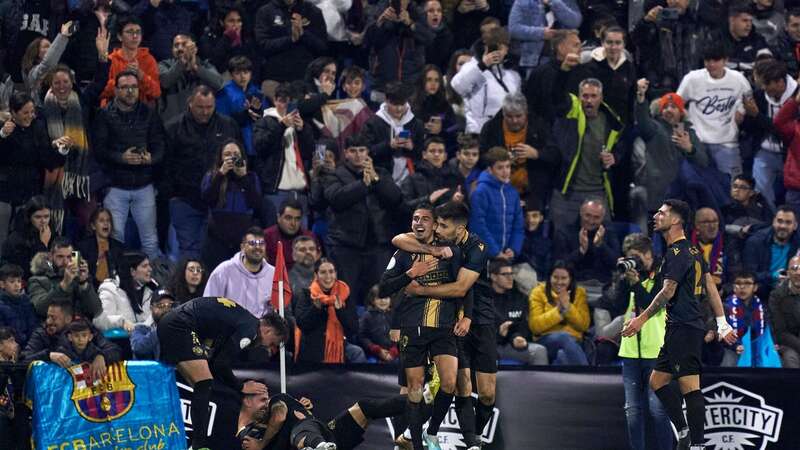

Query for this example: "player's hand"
[407,258,438,278]
[49,352,72,368]
[242,380,268,395]
[91,355,107,381]
[389,329,400,342]
[717,319,737,345]
[454,317,471,337]
[298,396,313,410]
[242,435,267,450]
[621,316,644,337]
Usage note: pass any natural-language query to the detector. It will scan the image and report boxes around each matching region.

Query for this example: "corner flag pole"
[279,279,287,394]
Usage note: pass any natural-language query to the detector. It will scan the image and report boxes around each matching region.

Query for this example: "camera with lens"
[616,256,642,273]
[234,157,245,168]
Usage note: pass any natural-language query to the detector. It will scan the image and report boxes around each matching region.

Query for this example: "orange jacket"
[100,47,161,107]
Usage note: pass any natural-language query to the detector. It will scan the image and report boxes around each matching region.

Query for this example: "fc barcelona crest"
[69,361,135,422]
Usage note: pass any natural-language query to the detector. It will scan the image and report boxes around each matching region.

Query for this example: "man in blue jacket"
[469,147,524,261]
[743,205,800,300]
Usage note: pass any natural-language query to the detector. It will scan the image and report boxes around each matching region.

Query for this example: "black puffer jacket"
[324,164,402,249]
[93,101,165,189]
[164,112,240,208]
[0,117,64,204]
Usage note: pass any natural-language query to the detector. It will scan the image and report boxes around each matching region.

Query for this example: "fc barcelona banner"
[25,360,186,450]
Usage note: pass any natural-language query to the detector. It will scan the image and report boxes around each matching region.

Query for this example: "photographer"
[612,233,672,450]
[200,141,264,270]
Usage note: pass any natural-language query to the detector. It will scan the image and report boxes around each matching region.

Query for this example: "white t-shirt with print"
[677,68,751,145]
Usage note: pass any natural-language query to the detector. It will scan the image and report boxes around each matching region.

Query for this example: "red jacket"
[776,98,800,190]
[263,225,318,270]
[100,47,161,107]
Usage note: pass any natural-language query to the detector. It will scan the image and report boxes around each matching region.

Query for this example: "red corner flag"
[271,241,292,313]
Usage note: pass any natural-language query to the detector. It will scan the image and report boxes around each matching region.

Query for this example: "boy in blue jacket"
[469,147,524,261]
[216,56,267,155]
[0,264,38,348]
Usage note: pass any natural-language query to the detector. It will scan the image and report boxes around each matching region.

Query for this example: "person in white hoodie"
[744,58,798,206]
[94,252,156,332]
[361,81,425,185]
[203,226,277,319]
[450,26,521,134]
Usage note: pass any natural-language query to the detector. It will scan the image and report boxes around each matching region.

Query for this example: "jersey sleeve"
[462,242,488,274]
[662,245,693,282]
[378,250,413,298]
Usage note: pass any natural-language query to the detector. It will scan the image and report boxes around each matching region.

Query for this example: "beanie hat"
[659,93,685,114]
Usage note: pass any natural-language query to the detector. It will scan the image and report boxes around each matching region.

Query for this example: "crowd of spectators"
[3,0,800,406]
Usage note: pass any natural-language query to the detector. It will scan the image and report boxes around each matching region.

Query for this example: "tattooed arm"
[621,279,676,337]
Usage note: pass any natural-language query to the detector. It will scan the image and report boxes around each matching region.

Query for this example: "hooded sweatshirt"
[203,251,275,318]
[376,102,416,185]
[760,75,797,154]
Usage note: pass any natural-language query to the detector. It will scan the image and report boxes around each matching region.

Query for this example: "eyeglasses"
[246,239,265,247]
[117,85,139,92]
[187,267,204,274]
[731,183,752,191]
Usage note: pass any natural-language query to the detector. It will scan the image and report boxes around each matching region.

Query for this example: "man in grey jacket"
[157,34,223,124]
[629,78,709,233]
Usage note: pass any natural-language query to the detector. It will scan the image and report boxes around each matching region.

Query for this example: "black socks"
[684,389,705,445]
[191,379,213,449]
[475,401,494,435]
[654,383,688,431]
[455,396,478,446]
[426,390,455,435]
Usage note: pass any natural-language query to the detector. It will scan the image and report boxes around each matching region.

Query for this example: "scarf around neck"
[308,279,350,363]
[43,89,90,233]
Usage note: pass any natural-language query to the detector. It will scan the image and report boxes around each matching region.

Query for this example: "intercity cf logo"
[701,382,783,450]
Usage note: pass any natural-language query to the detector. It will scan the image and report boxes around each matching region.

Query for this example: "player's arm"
[640,279,677,320]
[409,267,480,298]
[378,252,437,297]
[392,232,453,258]
[621,279,676,337]
[704,272,737,344]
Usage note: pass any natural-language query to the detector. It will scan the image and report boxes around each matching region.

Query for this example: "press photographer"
[609,234,672,450]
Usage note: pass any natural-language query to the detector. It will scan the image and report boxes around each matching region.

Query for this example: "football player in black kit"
[394,201,490,450]
[622,200,736,450]
[157,296,290,450]
[379,203,466,450]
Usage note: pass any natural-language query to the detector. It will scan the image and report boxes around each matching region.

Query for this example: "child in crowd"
[0,264,38,348]
[216,56,267,156]
[517,196,552,281]
[722,272,781,367]
[359,285,398,364]
[448,133,481,198]
[57,318,121,368]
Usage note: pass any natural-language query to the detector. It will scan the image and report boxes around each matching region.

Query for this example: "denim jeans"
[706,143,742,178]
[621,358,672,450]
[346,343,367,363]
[169,197,208,260]
[752,150,782,207]
[536,331,588,365]
[103,185,160,260]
